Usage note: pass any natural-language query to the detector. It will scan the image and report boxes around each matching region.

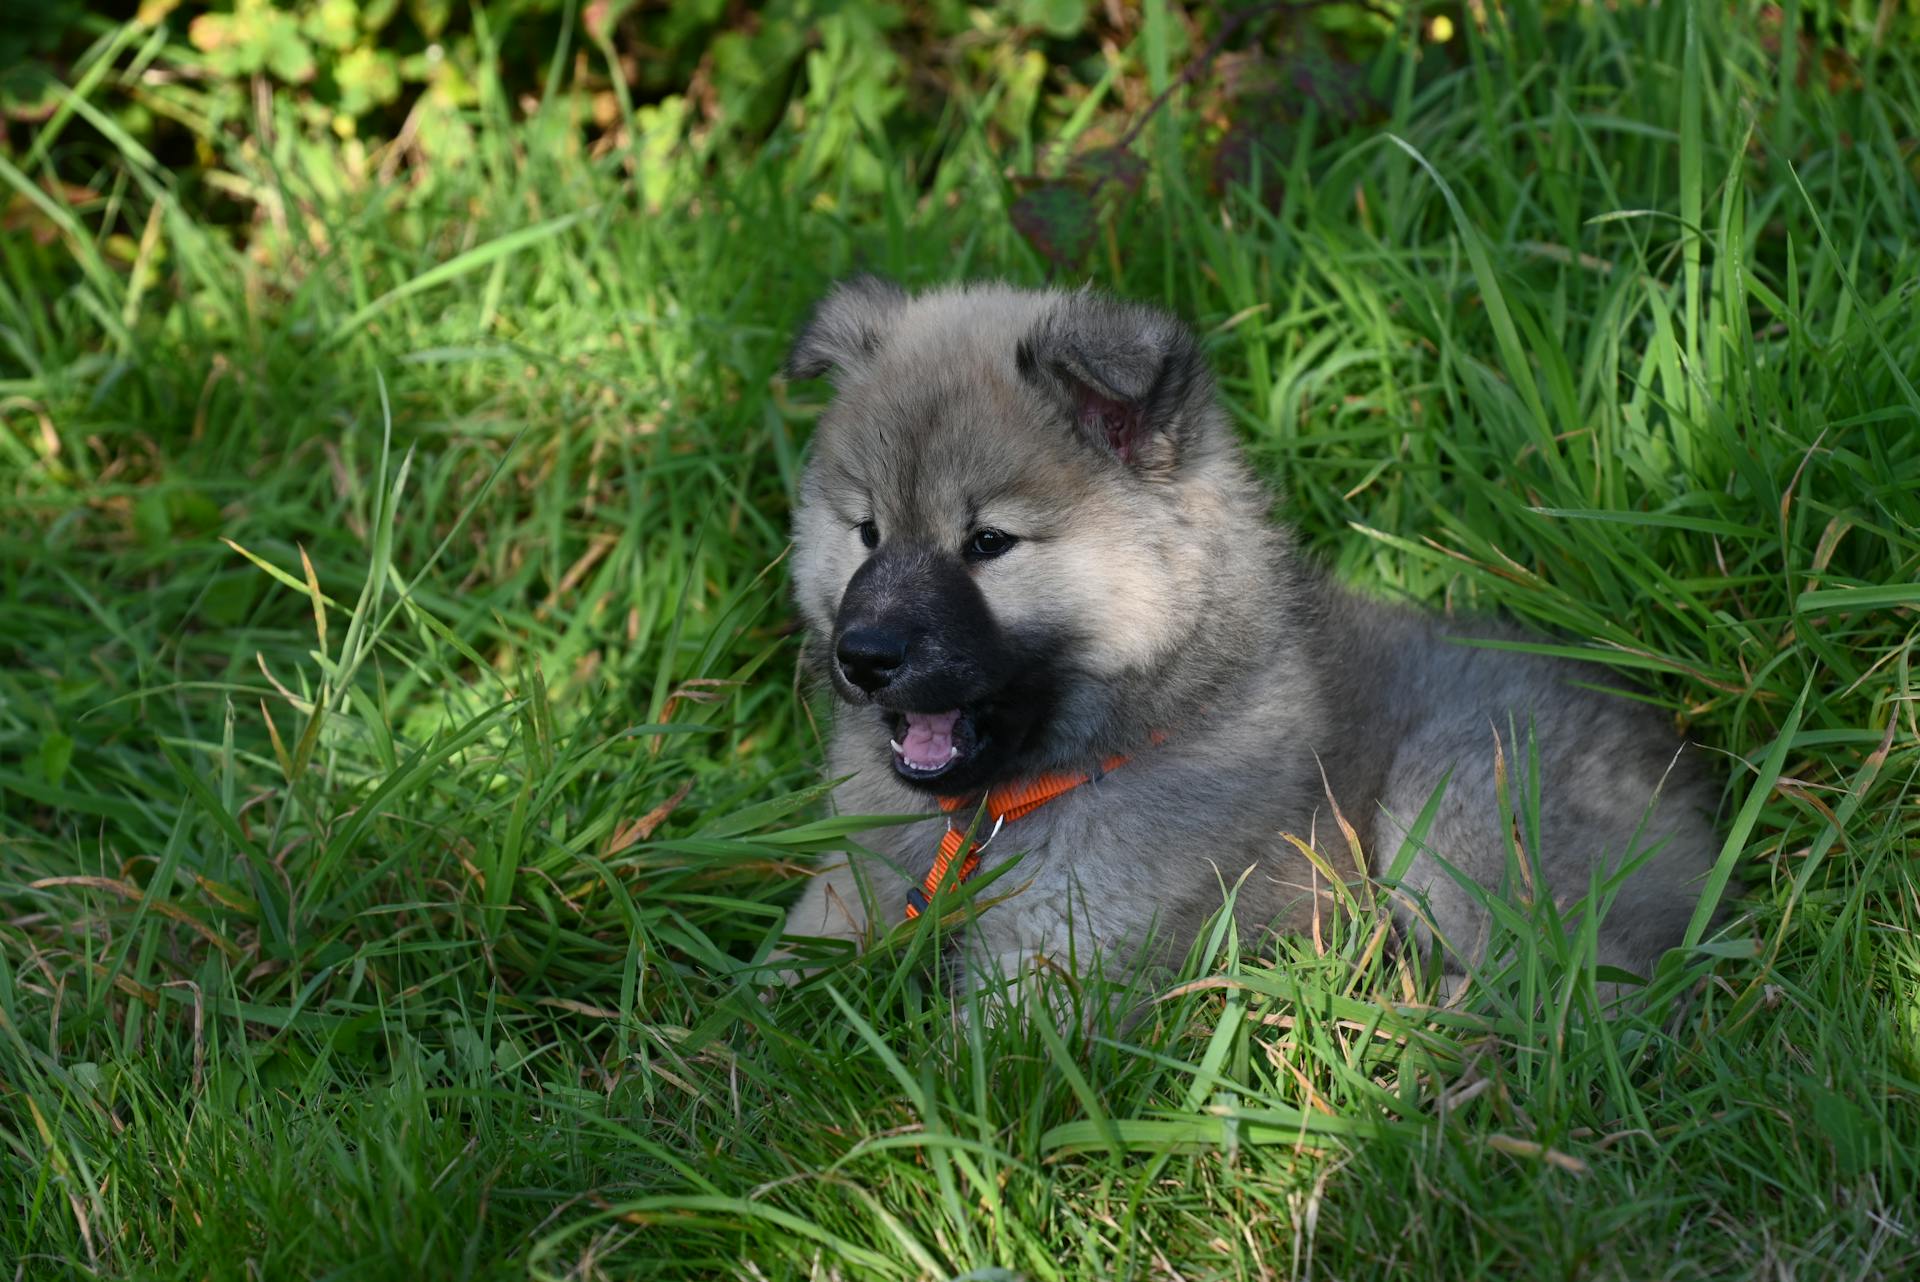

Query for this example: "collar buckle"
[948,812,1005,854]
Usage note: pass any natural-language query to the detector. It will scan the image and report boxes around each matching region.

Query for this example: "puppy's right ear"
[786,275,908,381]
[1016,292,1212,476]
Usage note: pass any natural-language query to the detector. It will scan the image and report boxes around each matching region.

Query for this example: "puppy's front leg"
[952,896,1134,1028]
[772,855,877,984]
[774,845,926,977]
[786,856,870,939]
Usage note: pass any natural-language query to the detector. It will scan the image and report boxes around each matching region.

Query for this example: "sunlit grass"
[3,3,1917,1279]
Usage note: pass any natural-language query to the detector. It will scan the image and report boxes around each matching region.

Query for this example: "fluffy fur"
[781,279,1722,1003]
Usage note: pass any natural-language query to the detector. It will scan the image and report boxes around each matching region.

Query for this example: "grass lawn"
[4,3,1919,1278]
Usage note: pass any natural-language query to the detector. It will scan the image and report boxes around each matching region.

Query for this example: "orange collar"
[903,741,1153,921]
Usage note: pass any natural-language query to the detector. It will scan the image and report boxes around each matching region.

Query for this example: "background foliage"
[4,1,1920,1279]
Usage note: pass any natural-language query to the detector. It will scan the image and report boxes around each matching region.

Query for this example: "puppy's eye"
[857,520,880,549]
[964,528,1018,560]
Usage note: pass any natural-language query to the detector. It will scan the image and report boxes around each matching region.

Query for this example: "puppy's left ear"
[1015,293,1213,475]
[786,274,909,381]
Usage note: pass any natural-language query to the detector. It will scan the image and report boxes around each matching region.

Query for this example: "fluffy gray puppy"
[779,278,1721,1005]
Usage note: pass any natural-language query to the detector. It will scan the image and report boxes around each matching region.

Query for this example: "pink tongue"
[899,709,962,771]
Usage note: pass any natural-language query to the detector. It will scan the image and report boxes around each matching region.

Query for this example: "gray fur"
[785,274,909,381]
[780,280,1723,1005]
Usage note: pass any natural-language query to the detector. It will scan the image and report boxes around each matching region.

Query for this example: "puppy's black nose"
[836,626,907,694]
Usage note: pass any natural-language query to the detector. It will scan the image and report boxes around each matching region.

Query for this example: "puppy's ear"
[1015,293,1212,474]
[786,274,909,381]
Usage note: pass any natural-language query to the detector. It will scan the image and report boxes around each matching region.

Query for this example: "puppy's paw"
[759,945,808,999]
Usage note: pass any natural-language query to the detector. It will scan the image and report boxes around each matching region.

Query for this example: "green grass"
[5,4,1920,1279]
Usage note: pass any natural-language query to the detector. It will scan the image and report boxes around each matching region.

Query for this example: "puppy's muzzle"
[830,545,1005,705]
[836,625,907,694]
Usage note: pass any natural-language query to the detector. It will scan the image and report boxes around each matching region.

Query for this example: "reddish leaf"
[1073,146,1146,197]
[1219,46,1383,126]
[1212,109,1294,204]
[1282,48,1377,122]
[1011,181,1096,268]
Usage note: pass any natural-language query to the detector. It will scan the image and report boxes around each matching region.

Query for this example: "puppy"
[780,279,1721,1006]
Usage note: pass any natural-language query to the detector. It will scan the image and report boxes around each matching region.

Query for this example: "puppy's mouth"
[888,708,978,784]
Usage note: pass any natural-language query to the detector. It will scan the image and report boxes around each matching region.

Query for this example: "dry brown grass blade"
[30,876,243,959]
[606,777,695,856]
[1485,1132,1589,1175]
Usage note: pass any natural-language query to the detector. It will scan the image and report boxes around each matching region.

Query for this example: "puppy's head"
[787,279,1230,793]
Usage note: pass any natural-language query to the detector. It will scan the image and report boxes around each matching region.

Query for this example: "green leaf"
[303,0,359,50]
[694,779,851,840]
[335,46,400,115]
[361,0,401,32]
[408,0,453,40]
[1795,583,1920,615]
[326,208,594,345]
[1019,0,1089,37]
[260,11,316,83]
[133,490,171,545]
[1684,678,1809,948]
[37,731,74,787]
[1803,1081,1875,1178]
